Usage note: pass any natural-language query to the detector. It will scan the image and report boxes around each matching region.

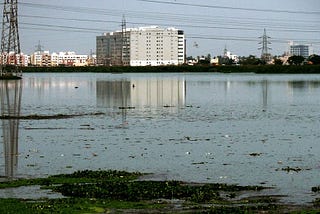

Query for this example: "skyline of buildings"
[0,25,316,67]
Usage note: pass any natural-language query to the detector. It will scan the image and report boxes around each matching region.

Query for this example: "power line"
[17,2,320,35]
[19,2,320,26]
[137,0,320,15]
[18,14,320,34]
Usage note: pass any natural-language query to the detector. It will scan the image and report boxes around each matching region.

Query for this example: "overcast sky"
[11,0,320,57]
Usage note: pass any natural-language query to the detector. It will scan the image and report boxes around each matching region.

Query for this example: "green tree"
[288,55,305,65]
[273,58,283,65]
[240,55,262,65]
[273,56,283,65]
[308,54,320,65]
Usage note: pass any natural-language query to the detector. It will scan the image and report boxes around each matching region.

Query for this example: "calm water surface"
[1,72,320,204]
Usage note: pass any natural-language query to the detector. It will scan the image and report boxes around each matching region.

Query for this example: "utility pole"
[1,0,22,78]
[259,29,272,63]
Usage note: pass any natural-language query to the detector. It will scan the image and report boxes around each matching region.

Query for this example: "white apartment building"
[51,52,88,66]
[31,51,89,67]
[97,26,186,66]
[31,51,51,67]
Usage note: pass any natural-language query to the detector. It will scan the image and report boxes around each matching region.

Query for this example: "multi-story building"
[30,51,51,67]
[96,26,186,66]
[1,52,28,67]
[31,51,89,67]
[290,45,309,59]
[55,52,88,66]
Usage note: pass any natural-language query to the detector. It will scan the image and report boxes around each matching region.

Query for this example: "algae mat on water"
[0,170,319,213]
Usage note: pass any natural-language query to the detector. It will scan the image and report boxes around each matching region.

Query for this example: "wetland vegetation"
[0,170,319,213]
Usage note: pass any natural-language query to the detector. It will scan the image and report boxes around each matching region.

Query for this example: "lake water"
[1,72,320,204]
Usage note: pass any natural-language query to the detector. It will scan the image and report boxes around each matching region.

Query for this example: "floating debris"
[276,166,302,173]
[249,153,262,157]
[0,112,105,120]
[192,162,208,165]
[163,105,175,108]
[118,106,135,110]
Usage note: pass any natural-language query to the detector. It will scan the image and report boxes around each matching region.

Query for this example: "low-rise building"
[31,51,51,66]
[1,52,29,67]
[31,51,89,67]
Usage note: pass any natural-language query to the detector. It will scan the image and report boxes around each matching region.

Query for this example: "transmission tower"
[121,15,129,66]
[0,0,22,78]
[35,40,44,53]
[259,29,272,63]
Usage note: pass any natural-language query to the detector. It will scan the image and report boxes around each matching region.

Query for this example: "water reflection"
[97,78,186,109]
[288,80,320,91]
[0,80,22,178]
[262,80,269,110]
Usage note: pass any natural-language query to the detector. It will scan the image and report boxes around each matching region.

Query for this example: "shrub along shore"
[21,65,320,74]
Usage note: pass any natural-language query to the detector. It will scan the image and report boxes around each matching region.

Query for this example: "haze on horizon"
[4,0,320,57]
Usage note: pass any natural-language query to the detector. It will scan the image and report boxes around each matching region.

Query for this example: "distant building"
[31,51,50,67]
[31,51,89,67]
[290,45,309,59]
[222,47,239,64]
[1,52,28,67]
[210,57,219,65]
[96,26,186,66]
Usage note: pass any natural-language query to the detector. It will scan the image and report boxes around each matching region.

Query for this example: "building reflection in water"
[0,80,22,178]
[97,78,186,113]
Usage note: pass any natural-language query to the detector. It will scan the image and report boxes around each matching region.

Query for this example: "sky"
[6,0,320,57]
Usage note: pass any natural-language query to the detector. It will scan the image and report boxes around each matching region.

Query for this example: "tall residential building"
[290,45,309,59]
[96,26,186,66]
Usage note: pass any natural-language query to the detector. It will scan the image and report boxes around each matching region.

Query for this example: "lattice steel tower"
[259,29,272,63]
[1,0,21,78]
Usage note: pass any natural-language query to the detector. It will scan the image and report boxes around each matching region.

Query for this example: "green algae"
[0,170,319,213]
[0,170,142,189]
[0,198,164,214]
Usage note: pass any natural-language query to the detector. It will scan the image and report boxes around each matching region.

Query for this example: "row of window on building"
[96,26,186,67]
[1,51,96,67]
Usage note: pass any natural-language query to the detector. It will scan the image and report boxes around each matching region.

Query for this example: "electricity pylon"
[1,0,22,78]
[121,15,129,66]
[259,29,272,63]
